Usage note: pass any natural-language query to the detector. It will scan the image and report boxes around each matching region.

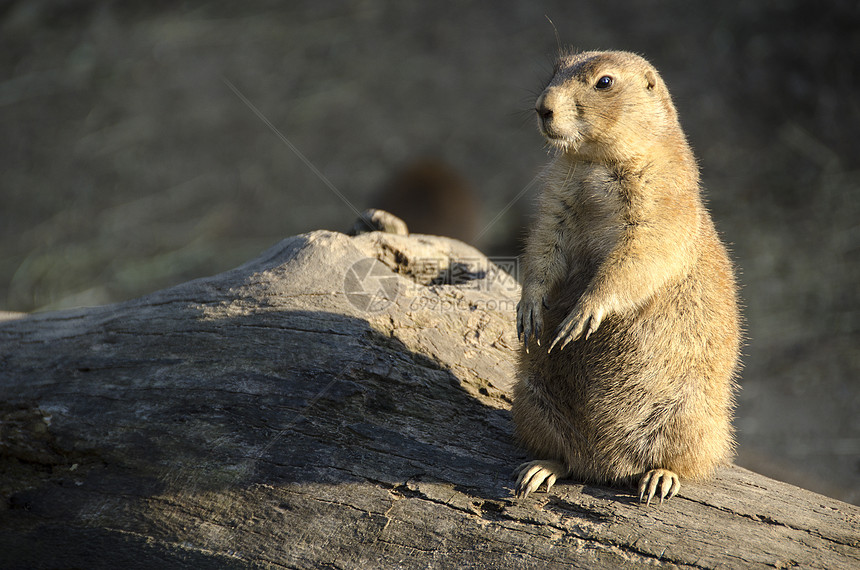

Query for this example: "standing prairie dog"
[513,50,741,505]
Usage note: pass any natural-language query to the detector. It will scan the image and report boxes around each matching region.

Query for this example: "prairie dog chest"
[546,162,628,259]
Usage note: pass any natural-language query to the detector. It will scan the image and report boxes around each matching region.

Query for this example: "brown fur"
[513,50,741,500]
[376,159,480,244]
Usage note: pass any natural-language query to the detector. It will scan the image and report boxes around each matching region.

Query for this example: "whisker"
[545,15,562,56]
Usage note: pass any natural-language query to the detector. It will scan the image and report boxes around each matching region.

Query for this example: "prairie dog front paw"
[549,298,606,352]
[516,294,548,351]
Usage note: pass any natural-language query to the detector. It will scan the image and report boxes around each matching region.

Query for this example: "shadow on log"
[1,230,858,568]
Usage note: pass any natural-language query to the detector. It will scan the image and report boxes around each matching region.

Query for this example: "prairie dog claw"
[638,469,681,506]
[513,460,568,498]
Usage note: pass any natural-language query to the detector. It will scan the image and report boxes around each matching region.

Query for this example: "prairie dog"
[513,50,741,505]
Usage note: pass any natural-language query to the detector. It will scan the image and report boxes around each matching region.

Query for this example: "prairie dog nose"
[535,91,553,120]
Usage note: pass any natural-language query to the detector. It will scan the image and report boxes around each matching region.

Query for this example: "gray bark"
[1,230,858,569]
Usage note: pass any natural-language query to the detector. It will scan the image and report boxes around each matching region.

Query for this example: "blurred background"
[1,1,858,504]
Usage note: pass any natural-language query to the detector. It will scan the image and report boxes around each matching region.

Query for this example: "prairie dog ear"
[645,70,657,90]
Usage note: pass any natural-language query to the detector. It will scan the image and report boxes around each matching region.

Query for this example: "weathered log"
[1,230,858,569]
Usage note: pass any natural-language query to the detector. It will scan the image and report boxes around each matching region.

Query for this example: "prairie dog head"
[536,51,681,163]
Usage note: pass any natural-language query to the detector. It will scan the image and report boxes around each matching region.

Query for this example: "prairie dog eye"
[595,75,614,90]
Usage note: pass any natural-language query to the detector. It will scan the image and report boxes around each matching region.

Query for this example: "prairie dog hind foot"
[513,460,569,498]
[638,468,681,505]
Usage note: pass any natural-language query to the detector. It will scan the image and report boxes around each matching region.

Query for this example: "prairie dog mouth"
[540,126,579,151]
[538,115,580,150]
[538,121,562,141]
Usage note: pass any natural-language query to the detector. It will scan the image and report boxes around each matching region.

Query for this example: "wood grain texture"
[1,231,857,569]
